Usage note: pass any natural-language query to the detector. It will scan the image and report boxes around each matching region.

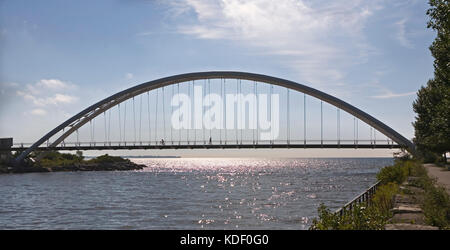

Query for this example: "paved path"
[424,163,450,195]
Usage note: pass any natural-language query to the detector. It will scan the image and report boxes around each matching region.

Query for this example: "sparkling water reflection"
[0,158,393,229]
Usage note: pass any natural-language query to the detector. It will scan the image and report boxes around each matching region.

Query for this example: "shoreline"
[2,156,393,175]
[0,162,145,174]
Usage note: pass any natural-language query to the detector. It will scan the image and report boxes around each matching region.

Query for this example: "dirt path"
[424,163,450,195]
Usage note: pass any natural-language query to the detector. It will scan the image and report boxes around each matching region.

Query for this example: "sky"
[0,0,436,157]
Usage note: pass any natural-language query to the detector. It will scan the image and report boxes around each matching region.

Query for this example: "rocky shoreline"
[0,161,145,174]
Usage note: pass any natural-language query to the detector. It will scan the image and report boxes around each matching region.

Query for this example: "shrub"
[371,182,399,217]
[310,183,398,230]
[39,151,84,167]
[409,162,428,178]
[313,160,450,230]
[376,160,418,184]
[422,182,450,229]
[420,150,440,163]
[377,164,407,185]
[310,203,388,230]
[309,204,341,230]
[88,154,128,163]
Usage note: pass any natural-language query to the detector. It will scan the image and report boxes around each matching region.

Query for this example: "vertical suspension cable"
[224,79,227,144]
[147,91,151,144]
[104,111,107,145]
[108,109,111,145]
[89,120,93,146]
[203,79,206,144]
[188,82,190,144]
[374,129,376,145]
[155,89,158,143]
[237,79,241,144]
[178,83,181,144]
[287,88,290,144]
[76,129,79,146]
[171,84,174,144]
[321,101,323,145]
[123,101,127,144]
[337,108,340,145]
[235,79,238,144]
[304,94,306,146]
[133,97,136,144]
[256,81,258,144]
[209,79,212,143]
[162,86,166,142]
[356,118,358,145]
[239,79,242,144]
[139,95,142,144]
[220,78,223,144]
[118,104,122,144]
[253,81,256,144]
[192,81,195,145]
[92,116,95,145]
[270,84,273,144]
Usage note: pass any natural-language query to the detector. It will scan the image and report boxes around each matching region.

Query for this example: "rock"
[405,177,422,187]
[385,223,438,230]
[407,177,420,182]
[3,161,145,174]
[390,213,426,225]
[400,185,425,195]
[391,205,422,214]
[11,166,50,173]
[393,194,417,205]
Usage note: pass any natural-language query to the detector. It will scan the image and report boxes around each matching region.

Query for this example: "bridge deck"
[10,143,401,151]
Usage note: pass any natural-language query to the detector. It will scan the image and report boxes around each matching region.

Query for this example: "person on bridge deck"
[160,139,165,145]
[209,137,212,145]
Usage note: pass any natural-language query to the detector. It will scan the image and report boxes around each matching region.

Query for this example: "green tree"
[413,0,450,162]
[75,150,84,160]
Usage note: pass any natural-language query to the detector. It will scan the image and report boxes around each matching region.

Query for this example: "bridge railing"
[334,180,381,217]
[13,139,397,148]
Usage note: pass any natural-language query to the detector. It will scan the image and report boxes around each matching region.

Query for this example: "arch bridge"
[13,71,414,164]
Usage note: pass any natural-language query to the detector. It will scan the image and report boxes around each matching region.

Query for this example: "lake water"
[0,158,393,229]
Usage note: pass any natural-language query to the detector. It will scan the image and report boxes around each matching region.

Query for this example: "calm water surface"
[0,158,393,229]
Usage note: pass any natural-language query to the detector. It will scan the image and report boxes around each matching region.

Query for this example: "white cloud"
[36,79,72,89]
[136,31,154,36]
[50,94,78,104]
[170,0,383,87]
[17,91,78,106]
[1,82,19,88]
[16,78,78,107]
[30,108,47,116]
[0,82,19,95]
[394,18,413,48]
[362,80,416,99]
[20,79,76,96]
[371,91,416,99]
[126,73,134,79]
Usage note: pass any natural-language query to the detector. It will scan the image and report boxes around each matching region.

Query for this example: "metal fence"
[335,180,381,217]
